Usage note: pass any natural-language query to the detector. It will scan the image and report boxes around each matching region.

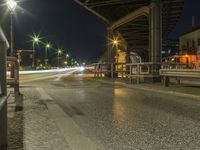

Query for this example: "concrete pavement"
[7,71,200,150]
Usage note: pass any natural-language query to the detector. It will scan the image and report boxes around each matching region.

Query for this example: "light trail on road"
[7,67,85,75]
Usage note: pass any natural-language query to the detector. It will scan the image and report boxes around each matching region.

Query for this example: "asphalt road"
[21,70,200,150]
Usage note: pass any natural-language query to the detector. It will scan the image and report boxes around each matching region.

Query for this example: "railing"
[0,27,9,148]
[93,62,161,82]
[93,62,199,84]
[127,62,160,83]
[94,63,111,78]
[161,62,193,69]
[160,69,200,87]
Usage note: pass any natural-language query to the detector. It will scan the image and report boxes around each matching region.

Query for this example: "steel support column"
[149,0,162,76]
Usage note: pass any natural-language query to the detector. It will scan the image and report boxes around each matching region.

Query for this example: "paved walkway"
[7,88,71,150]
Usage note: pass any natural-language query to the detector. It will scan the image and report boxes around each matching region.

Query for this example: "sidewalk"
[7,88,71,150]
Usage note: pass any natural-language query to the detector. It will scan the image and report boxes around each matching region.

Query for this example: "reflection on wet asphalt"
[24,73,200,150]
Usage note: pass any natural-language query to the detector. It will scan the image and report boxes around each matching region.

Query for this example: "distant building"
[179,27,200,55]
[162,39,179,57]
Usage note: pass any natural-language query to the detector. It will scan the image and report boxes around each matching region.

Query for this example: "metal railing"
[0,27,9,148]
[160,69,200,87]
[127,62,160,83]
[93,62,199,84]
[94,63,111,78]
[161,62,193,69]
[93,62,160,83]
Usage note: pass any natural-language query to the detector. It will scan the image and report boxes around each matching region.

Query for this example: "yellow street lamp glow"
[112,39,119,45]
[7,0,17,12]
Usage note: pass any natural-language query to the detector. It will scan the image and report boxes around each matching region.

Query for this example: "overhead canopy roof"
[74,0,185,53]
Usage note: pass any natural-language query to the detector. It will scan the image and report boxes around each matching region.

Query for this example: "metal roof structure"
[74,0,185,54]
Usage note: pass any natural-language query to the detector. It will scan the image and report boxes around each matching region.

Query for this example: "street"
[18,70,200,150]
[1,0,200,149]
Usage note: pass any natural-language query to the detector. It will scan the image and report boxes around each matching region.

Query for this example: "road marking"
[37,87,97,150]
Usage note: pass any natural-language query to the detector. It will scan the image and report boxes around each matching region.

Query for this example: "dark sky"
[1,0,200,62]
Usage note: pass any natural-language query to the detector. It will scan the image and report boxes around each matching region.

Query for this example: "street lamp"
[57,49,62,67]
[7,0,17,56]
[31,34,41,68]
[112,37,120,63]
[112,39,119,47]
[45,43,51,66]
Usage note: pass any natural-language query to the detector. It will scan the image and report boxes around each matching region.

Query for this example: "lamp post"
[112,38,120,63]
[31,35,40,68]
[57,49,62,67]
[7,0,17,56]
[45,43,51,67]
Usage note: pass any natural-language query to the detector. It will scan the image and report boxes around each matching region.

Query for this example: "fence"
[93,62,196,83]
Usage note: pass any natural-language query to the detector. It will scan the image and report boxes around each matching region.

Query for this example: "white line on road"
[36,87,97,150]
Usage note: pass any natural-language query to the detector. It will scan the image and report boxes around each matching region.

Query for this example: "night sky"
[0,0,200,62]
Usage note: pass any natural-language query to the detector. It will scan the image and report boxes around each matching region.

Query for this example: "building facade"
[162,39,179,57]
[180,28,200,54]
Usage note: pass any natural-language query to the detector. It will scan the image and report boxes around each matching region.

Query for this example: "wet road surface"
[21,71,200,150]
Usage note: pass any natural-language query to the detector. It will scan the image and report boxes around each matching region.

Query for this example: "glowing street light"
[58,49,62,54]
[46,43,51,49]
[112,37,120,63]
[112,39,119,46]
[31,34,41,45]
[7,0,17,56]
[45,43,51,66]
[7,0,17,13]
[34,37,39,43]
[57,49,62,67]
[31,34,41,68]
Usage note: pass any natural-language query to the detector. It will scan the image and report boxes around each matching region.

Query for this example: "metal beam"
[74,0,110,24]
[111,6,150,30]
